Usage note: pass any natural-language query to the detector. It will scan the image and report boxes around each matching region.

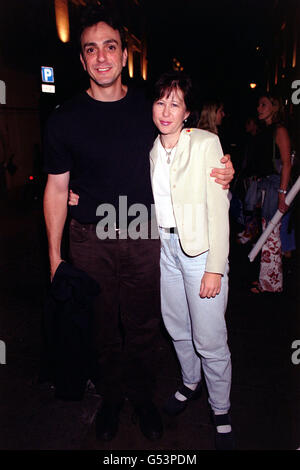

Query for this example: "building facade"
[0,0,147,193]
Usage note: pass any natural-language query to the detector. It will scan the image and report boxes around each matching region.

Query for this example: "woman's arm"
[204,136,230,277]
[276,126,291,213]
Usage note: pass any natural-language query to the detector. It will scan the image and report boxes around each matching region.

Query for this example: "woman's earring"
[183,119,187,123]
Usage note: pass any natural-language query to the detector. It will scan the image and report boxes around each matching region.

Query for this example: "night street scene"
[0,0,300,460]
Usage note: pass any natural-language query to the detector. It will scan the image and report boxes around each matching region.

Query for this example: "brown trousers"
[69,218,161,405]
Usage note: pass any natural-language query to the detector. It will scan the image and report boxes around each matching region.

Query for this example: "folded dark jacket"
[40,261,100,400]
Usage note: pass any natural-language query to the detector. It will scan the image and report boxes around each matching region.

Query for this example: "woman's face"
[257,96,274,123]
[152,87,190,140]
[216,105,225,126]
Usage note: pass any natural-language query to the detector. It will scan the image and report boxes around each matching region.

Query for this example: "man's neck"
[87,81,128,102]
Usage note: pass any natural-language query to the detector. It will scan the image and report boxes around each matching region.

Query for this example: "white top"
[152,138,177,228]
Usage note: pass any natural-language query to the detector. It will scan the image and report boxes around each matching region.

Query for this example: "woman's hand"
[278,192,289,213]
[210,154,235,189]
[199,272,222,298]
[69,189,79,206]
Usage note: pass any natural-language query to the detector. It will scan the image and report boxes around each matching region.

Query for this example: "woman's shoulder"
[273,123,290,141]
[182,128,219,142]
[272,122,288,133]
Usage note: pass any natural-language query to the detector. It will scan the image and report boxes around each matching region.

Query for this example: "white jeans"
[160,229,231,413]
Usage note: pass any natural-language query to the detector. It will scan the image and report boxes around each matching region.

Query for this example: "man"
[43,5,234,442]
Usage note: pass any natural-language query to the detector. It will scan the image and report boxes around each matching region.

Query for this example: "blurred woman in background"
[197,100,225,135]
[250,92,291,293]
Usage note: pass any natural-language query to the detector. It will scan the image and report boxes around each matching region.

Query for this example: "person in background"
[236,116,260,245]
[280,209,296,259]
[250,92,291,293]
[197,100,244,234]
[197,100,225,135]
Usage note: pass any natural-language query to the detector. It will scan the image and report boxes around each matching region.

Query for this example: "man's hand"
[50,257,63,282]
[210,154,235,189]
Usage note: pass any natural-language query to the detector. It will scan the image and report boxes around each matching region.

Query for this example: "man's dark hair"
[78,4,127,52]
[153,71,194,113]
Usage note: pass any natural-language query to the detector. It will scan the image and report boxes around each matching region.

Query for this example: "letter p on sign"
[41,66,54,83]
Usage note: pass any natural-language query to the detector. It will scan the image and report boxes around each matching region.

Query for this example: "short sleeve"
[43,111,72,174]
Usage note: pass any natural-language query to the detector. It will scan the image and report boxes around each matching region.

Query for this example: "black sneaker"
[163,382,202,416]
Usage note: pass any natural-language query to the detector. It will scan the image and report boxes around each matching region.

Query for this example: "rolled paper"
[248,175,300,262]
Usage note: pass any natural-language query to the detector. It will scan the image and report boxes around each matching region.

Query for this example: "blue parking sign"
[41,66,54,83]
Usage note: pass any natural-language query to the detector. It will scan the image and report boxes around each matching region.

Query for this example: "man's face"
[80,21,127,89]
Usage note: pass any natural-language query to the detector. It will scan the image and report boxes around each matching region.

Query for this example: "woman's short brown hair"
[153,71,194,113]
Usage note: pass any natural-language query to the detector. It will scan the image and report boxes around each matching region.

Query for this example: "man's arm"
[210,154,235,189]
[43,172,70,280]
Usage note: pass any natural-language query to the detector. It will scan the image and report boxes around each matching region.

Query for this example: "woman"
[250,93,291,293]
[150,72,233,450]
[69,72,234,449]
[197,100,225,134]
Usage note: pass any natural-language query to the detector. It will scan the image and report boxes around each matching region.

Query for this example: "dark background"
[0,0,294,107]
[0,0,300,452]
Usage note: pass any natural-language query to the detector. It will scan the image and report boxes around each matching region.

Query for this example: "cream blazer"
[150,128,229,275]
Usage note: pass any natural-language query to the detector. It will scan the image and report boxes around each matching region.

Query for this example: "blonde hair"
[197,101,223,135]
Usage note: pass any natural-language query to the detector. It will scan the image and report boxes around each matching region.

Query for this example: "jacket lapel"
[171,130,190,168]
[150,130,191,178]
[149,136,160,179]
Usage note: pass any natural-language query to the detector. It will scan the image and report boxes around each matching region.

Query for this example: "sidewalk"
[0,198,299,450]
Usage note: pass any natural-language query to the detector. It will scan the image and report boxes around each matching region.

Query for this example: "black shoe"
[95,400,123,441]
[163,382,202,416]
[135,401,163,441]
[212,413,235,450]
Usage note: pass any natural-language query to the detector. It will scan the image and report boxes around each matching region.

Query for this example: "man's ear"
[80,53,86,71]
[122,48,128,68]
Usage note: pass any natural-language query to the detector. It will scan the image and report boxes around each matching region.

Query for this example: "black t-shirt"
[44,87,157,224]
